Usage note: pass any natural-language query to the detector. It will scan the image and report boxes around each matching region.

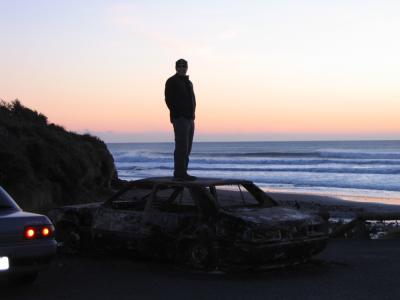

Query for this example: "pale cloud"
[216,29,242,41]
[107,3,242,58]
[107,3,214,56]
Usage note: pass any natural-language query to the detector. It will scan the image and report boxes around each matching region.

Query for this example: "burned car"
[49,177,328,270]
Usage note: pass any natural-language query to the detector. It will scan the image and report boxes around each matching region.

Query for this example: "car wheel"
[8,272,38,285]
[56,220,80,254]
[183,240,217,271]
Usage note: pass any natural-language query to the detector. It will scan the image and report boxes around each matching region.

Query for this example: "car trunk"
[0,209,51,245]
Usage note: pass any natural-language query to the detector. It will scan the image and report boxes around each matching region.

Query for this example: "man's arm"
[164,79,174,110]
[165,79,180,116]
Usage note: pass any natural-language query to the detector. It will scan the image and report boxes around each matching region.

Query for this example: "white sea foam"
[108,140,400,200]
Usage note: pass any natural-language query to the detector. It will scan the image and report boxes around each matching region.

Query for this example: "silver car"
[0,186,57,284]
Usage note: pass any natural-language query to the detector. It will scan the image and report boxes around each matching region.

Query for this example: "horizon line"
[105,138,400,144]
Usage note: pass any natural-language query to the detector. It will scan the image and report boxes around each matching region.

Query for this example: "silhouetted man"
[165,59,196,181]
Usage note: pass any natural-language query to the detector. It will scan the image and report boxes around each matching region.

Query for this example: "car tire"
[181,240,217,271]
[8,271,38,285]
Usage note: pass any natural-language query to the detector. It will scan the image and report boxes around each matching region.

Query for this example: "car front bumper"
[218,235,328,270]
[0,239,57,275]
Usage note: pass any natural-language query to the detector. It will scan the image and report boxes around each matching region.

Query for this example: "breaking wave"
[109,140,400,195]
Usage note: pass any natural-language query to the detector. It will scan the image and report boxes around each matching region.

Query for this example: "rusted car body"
[48,177,329,270]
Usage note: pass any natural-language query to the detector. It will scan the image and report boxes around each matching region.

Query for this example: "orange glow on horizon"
[2,1,400,142]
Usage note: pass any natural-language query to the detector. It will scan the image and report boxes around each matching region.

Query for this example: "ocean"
[107,140,400,204]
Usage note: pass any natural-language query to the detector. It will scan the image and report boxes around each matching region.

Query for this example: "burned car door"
[139,185,201,256]
[91,185,152,251]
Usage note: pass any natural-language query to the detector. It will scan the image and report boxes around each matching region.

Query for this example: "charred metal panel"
[92,207,142,232]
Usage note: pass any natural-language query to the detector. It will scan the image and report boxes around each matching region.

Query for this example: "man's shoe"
[183,174,197,181]
[173,174,197,181]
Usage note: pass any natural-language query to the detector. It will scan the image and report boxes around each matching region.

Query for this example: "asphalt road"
[2,239,400,300]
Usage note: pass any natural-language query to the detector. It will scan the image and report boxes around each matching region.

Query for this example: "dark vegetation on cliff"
[0,100,120,212]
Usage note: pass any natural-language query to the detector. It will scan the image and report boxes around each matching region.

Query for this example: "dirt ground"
[2,239,400,300]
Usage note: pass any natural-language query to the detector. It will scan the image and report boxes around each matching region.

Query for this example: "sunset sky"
[1,0,399,142]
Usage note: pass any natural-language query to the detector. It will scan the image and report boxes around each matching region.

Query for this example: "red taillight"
[25,227,36,239]
[41,227,50,237]
[24,225,53,239]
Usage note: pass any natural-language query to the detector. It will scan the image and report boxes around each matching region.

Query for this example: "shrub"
[0,99,119,211]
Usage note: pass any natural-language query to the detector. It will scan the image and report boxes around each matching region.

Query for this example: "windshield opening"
[107,185,153,211]
[213,184,261,209]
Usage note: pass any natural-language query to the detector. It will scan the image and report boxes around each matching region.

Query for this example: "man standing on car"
[165,59,196,181]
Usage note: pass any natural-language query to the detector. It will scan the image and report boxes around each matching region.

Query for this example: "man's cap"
[175,59,188,67]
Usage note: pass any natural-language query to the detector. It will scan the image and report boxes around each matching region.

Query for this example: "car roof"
[132,177,253,187]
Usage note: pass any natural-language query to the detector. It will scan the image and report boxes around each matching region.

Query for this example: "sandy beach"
[268,190,400,219]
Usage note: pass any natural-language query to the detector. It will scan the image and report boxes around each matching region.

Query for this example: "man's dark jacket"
[165,74,196,123]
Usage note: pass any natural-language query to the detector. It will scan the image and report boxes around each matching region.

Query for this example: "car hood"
[220,206,322,227]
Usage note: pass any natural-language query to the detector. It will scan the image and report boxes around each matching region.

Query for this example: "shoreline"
[265,190,400,219]
[262,186,400,205]
[120,176,400,206]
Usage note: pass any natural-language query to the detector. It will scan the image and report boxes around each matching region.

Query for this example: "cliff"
[0,100,120,212]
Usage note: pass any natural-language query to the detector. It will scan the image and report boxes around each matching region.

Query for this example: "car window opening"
[178,188,183,205]
[214,184,260,208]
[152,186,198,213]
[110,186,153,211]
[189,186,218,217]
